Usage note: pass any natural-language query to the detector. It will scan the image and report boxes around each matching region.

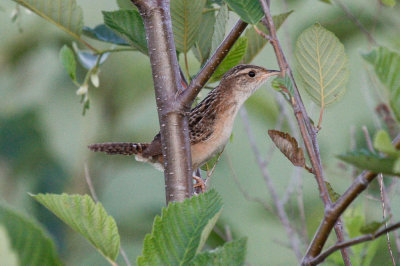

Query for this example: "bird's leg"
[193,169,205,194]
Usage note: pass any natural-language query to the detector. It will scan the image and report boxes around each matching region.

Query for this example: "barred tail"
[88,142,149,156]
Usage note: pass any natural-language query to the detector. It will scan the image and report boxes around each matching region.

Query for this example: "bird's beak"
[266,70,281,77]
[258,69,280,82]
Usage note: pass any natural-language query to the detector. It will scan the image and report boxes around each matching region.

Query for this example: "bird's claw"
[193,176,205,193]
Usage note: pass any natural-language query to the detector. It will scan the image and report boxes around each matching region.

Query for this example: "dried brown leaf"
[268,130,305,167]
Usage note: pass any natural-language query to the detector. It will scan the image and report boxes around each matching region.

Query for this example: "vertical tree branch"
[133,0,193,203]
[258,0,351,264]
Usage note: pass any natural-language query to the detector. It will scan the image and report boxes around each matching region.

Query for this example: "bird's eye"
[248,71,256,77]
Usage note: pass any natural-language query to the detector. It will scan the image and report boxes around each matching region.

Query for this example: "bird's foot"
[193,176,205,193]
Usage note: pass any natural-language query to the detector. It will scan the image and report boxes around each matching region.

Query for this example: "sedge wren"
[89,64,279,176]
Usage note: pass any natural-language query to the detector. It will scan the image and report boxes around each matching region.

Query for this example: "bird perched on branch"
[89,64,279,189]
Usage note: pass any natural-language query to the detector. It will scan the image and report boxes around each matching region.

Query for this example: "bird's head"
[219,64,280,97]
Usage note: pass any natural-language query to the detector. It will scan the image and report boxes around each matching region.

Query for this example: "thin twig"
[253,25,271,41]
[224,225,233,242]
[361,126,374,152]
[83,164,132,266]
[258,1,351,263]
[84,164,99,202]
[378,173,396,265]
[310,222,400,265]
[362,127,396,264]
[239,107,303,261]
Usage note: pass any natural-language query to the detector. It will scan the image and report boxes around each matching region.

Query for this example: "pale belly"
[190,115,235,169]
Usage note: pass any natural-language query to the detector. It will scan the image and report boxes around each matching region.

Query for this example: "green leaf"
[272,73,294,95]
[0,203,61,266]
[318,0,332,4]
[362,47,400,123]
[103,10,148,54]
[337,149,400,176]
[13,0,83,36]
[341,207,380,266]
[200,153,221,171]
[373,130,400,157]
[193,11,216,64]
[189,238,247,266]
[394,158,400,173]
[0,226,19,266]
[360,216,391,234]
[325,181,340,202]
[83,25,130,46]
[210,4,229,55]
[32,193,120,263]
[381,0,396,7]
[223,0,263,24]
[243,11,293,63]
[60,45,77,82]
[171,0,207,53]
[116,0,137,9]
[209,37,248,83]
[295,23,349,107]
[137,190,223,265]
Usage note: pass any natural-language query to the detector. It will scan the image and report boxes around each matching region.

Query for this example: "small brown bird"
[89,64,279,181]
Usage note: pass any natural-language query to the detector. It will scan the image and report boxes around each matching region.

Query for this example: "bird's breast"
[191,109,237,169]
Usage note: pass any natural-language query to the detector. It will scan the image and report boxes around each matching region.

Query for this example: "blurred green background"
[1,0,399,265]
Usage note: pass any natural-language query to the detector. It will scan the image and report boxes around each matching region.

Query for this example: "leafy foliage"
[338,208,381,266]
[60,45,77,82]
[116,0,137,9]
[381,0,396,7]
[193,11,217,64]
[13,0,83,36]
[32,193,120,263]
[103,10,148,54]
[137,190,223,265]
[362,46,400,123]
[337,149,400,176]
[210,4,229,55]
[243,11,293,63]
[325,181,340,202]
[209,37,248,83]
[189,238,247,266]
[83,25,129,46]
[295,23,349,107]
[0,203,61,266]
[359,216,391,234]
[373,130,400,157]
[272,73,294,96]
[223,0,263,24]
[318,0,332,4]
[0,226,19,266]
[200,151,223,172]
[171,0,207,53]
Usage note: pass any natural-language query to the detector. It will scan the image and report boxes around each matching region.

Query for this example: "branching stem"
[258,0,351,264]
